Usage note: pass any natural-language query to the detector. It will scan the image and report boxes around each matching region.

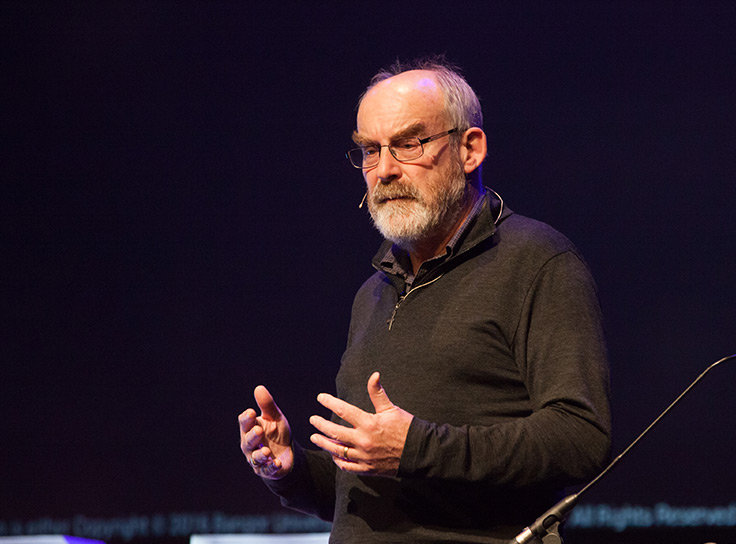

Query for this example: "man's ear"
[461,127,487,175]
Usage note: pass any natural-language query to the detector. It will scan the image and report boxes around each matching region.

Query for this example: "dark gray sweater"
[265,191,611,543]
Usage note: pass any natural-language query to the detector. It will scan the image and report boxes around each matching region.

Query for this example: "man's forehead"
[356,71,445,136]
[364,70,440,102]
[384,70,438,93]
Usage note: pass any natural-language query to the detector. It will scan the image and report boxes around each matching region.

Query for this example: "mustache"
[370,183,422,204]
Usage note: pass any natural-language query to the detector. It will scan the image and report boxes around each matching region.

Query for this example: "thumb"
[367,371,394,413]
[254,385,284,421]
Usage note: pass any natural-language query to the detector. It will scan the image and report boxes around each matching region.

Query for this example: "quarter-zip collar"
[371,187,509,291]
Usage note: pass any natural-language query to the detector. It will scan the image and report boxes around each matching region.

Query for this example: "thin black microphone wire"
[576,352,736,502]
[510,352,736,544]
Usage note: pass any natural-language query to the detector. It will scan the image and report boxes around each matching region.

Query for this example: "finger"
[252,445,275,464]
[257,453,283,476]
[259,457,282,474]
[239,410,262,455]
[254,385,284,421]
[367,371,394,413]
[250,446,281,473]
[238,408,258,433]
[309,431,340,453]
[316,392,367,427]
[332,454,367,472]
[250,446,268,467]
[309,415,355,443]
[242,424,265,452]
[309,433,359,462]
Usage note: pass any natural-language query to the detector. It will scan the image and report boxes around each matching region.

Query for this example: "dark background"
[2,2,735,543]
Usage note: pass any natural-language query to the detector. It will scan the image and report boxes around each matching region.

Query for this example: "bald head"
[361,70,443,111]
[359,59,483,133]
[357,71,448,140]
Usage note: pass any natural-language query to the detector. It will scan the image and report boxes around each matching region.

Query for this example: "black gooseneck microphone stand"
[509,353,736,544]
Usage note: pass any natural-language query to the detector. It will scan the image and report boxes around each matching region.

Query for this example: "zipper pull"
[387,293,406,331]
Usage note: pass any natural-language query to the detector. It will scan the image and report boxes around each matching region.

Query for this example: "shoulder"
[354,270,392,302]
[477,211,594,291]
[497,211,579,259]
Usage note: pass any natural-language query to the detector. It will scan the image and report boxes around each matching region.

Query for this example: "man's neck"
[407,184,481,274]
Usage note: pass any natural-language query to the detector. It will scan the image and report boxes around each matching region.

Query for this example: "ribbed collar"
[371,187,507,287]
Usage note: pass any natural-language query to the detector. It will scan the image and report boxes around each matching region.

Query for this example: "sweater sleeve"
[398,251,611,488]
[261,440,338,521]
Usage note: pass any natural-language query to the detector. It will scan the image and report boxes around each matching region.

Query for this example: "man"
[239,58,611,543]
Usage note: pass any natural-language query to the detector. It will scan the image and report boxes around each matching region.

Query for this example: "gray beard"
[367,167,468,250]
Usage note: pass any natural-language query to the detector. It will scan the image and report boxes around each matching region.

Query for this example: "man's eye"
[393,140,419,150]
[363,147,379,156]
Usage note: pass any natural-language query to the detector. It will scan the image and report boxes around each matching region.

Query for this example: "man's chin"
[373,217,427,246]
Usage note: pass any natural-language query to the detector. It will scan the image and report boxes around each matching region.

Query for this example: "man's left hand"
[309,371,413,476]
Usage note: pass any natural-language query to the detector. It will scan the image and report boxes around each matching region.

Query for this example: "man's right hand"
[238,385,294,480]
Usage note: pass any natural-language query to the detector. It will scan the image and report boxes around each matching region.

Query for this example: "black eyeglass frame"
[346,128,458,169]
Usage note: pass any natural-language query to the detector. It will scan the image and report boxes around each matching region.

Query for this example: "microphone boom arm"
[510,352,736,544]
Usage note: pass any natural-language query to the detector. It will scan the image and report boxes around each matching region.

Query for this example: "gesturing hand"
[309,371,413,476]
[238,385,294,480]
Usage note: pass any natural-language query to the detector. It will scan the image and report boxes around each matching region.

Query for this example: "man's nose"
[375,147,401,182]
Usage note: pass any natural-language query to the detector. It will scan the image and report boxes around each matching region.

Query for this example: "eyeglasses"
[346,128,458,169]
